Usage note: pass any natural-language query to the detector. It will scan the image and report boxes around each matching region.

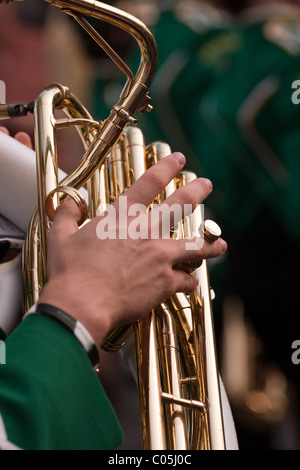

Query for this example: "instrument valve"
[200,220,222,243]
[137,94,153,114]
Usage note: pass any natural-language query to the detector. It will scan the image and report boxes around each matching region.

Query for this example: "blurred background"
[1,0,300,450]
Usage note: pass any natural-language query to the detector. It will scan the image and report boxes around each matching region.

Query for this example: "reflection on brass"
[46,186,88,226]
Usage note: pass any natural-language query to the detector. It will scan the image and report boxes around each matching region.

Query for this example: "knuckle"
[146,167,166,190]
[161,268,176,291]
[180,188,196,206]
[187,179,210,204]
[175,185,198,208]
[153,242,169,264]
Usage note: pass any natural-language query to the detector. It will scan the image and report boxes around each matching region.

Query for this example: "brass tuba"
[0,0,236,450]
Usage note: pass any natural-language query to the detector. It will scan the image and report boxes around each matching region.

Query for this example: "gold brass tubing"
[155,302,188,450]
[70,13,135,88]
[145,142,174,205]
[46,186,88,226]
[161,393,206,412]
[33,85,65,276]
[124,127,146,184]
[150,144,189,449]
[36,0,159,202]
[56,88,98,154]
[55,106,136,195]
[88,161,110,217]
[181,377,197,384]
[192,263,225,449]
[135,312,167,450]
[183,170,225,450]
[165,295,194,364]
[45,0,158,93]
[57,89,104,219]
[34,0,159,267]
[107,136,129,199]
[145,142,191,450]
[33,83,96,269]
[22,209,42,312]
[165,293,207,450]
[101,325,133,352]
[54,117,100,129]
[45,0,157,121]
[22,84,99,310]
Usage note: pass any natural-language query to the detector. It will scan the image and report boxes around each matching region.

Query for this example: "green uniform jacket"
[0,314,123,450]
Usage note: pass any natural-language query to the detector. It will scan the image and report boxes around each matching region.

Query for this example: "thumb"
[49,197,81,242]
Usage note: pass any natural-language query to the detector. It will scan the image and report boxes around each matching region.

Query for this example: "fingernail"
[202,178,213,191]
[221,239,227,253]
[173,152,185,165]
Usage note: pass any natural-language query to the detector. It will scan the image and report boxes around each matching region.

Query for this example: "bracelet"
[24,303,100,369]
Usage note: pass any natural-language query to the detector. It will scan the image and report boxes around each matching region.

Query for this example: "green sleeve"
[0,314,123,450]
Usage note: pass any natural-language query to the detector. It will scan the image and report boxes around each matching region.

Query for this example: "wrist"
[38,278,113,346]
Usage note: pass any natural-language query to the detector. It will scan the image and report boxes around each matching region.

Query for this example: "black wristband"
[24,303,100,369]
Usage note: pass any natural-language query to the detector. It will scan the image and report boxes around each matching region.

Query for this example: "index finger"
[123,152,186,207]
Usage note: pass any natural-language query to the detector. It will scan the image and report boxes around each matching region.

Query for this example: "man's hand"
[39,152,227,346]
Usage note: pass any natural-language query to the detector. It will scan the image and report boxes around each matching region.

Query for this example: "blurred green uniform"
[140,3,300,241]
